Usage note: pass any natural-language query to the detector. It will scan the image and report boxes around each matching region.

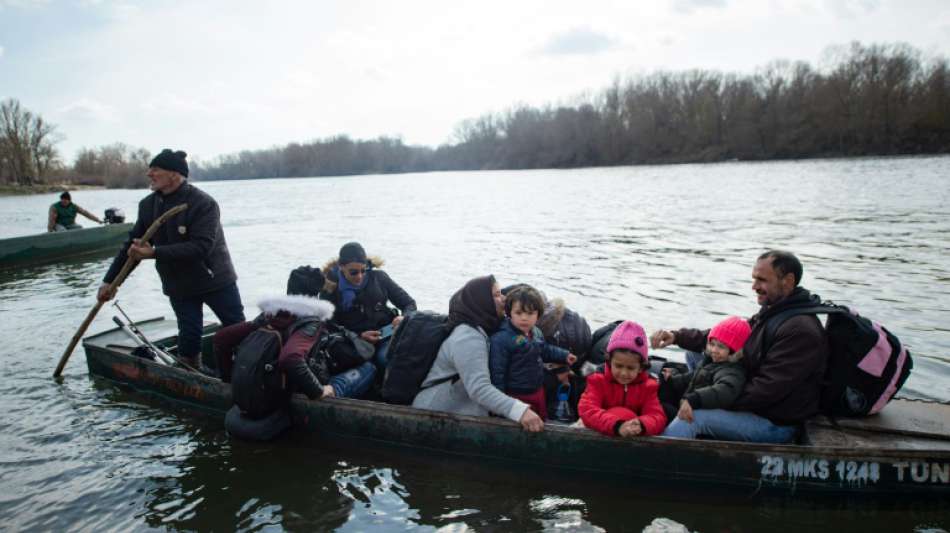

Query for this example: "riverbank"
[0,183,105,196]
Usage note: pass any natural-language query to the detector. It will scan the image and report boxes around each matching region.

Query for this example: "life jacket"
[230,315,322,420]
[764,301,913,417]
[381,311,452,404]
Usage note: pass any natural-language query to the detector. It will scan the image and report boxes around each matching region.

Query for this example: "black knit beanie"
[338,242,367,265]
[149,149,189,177]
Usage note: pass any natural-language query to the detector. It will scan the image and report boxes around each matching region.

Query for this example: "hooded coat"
[212,294,335,400]
[578,364,667,437]
[320,257,417,334]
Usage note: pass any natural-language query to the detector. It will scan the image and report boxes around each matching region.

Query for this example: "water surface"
[1,156,948,531]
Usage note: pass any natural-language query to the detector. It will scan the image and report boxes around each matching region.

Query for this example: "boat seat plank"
[805,421,950,451]
[809,399,950,440]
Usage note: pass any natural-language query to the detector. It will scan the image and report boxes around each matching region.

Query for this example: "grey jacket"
[412,324,529,422]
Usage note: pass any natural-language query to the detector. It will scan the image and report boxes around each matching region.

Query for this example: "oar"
[53,203,188,379]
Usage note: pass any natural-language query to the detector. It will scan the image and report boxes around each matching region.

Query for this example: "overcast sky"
[2,0,949,163]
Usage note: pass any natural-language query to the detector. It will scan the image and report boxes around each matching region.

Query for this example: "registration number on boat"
[758,455,950,485]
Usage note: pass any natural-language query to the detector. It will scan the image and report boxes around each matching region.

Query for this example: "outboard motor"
[104,207,125,224]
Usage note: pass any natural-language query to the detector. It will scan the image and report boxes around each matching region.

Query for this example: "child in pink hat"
[577,320,667,437]
[659,316,751,439]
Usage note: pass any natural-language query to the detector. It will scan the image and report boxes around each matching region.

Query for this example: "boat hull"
[81,320,950,498]
[0,223,132,268]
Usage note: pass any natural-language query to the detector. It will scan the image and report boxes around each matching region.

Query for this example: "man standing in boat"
[97,149,245,371]
[650,250,828,443]
[48,191,102,231]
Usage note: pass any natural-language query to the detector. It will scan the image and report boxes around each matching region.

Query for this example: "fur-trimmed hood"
[320,255,385,294]
[538,297,565,338]
[257,294,334,320]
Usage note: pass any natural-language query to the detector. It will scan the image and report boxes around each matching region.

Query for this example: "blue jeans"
[662,408,797,443]
[685,350,705,372]
[169,282,246,359]
[331,361,376,398]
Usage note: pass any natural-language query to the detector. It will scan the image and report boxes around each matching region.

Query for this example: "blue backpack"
[765,301,913,417]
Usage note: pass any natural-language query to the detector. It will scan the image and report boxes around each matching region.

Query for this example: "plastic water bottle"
[554,383,574,422]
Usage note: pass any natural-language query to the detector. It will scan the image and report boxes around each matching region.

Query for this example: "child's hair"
[504,285,545,318]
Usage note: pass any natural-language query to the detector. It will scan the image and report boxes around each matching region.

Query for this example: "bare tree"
[0,99,61,185]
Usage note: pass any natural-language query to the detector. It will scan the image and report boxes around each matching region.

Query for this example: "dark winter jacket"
[578,365,667,437]
[673,288,828,425]
[320,258,416,333]
[537,298,592,362]
[103,182,238,298]
[665,355,747,410]
[489,320,570,394]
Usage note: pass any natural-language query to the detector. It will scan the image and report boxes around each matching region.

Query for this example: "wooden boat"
[81,318,950,498]
[0,223,132,268]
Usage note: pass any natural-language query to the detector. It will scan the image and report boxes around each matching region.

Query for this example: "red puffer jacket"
[578,365,667,437]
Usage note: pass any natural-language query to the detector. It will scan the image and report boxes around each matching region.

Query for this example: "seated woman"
[411,275,545,432]
[320,242,417,369]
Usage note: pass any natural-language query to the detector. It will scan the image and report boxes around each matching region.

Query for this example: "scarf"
[335,266,369,311]
[447,275,501,334]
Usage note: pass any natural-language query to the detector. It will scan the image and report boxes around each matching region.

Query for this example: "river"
[0,156,948,531]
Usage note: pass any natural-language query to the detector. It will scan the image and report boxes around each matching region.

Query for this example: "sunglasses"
[346,267,367,276]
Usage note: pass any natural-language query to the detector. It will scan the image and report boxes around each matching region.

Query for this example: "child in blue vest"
[489,285,577,419]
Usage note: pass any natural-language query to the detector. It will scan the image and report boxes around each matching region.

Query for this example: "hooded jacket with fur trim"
[320,256,417,333]
[212,294,334,399]
[578,363,667,437]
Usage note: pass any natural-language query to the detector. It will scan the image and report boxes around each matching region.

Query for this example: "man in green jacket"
[48,191,102,231]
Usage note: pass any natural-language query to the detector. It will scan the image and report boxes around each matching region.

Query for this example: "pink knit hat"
[606,320,649,362]
[708,316,752,353]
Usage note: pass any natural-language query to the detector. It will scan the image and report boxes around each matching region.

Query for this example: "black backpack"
[588,320,622,365]
[231,317,320,420]
[307,323,375,381]
[765,301,913,417]
[381,311,452,404]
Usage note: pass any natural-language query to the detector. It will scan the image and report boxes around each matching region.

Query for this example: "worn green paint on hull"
[81,318,950,498]
[0,223,132,268]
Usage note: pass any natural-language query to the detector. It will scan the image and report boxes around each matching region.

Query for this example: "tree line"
[194,42,950,178]
[3,41,949,188]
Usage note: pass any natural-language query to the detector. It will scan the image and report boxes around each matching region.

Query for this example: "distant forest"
[194,42,950,180]
[2,41,949,188]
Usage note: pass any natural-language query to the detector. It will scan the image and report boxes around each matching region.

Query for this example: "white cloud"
[673,0,728,14]
[0,45,4,58]
[57,98,119,123]
[538,28,620,56]
[827,0,881,19]
[0,0,50,8]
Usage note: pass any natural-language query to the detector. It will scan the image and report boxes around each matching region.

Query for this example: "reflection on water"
[1,156,949,530]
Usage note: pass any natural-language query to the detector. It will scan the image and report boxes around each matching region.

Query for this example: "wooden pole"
[53,203,188,379]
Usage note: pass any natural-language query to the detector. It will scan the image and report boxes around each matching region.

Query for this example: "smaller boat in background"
[0,221,132,268]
